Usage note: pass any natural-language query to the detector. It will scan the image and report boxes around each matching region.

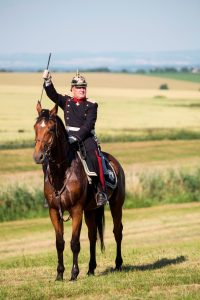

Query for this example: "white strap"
[66,126,80,131]
[66,126,95,135]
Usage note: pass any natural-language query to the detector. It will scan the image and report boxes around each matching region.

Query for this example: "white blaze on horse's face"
[40,120,46,128]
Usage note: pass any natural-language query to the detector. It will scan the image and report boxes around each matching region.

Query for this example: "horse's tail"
[95,206,105,252]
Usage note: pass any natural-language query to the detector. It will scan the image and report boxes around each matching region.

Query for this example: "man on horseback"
[42,69,107,206]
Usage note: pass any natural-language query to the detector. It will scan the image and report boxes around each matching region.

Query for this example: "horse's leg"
[84,210,97,275]
[49,208,65,281]
[110,195,123,270]
[70,207,83,281]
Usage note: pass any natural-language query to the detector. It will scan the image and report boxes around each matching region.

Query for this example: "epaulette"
[65,95,73,101]
[86,98,96,104]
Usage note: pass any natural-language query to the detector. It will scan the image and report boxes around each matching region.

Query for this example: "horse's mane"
[56,115,68,140]
[37,109,68,140]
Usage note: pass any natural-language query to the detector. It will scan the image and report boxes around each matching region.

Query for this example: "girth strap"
[55,192,71,222]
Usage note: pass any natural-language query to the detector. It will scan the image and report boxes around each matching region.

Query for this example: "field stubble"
[1,73,200,298]
[0,204,200,299]
[1,72,200,142]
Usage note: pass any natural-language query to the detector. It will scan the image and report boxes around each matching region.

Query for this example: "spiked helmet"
[71,71,87,89]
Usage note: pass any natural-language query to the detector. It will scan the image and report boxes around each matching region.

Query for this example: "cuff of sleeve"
[44,80,52,87]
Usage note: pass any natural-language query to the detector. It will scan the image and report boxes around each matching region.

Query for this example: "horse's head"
[33,101,58,164]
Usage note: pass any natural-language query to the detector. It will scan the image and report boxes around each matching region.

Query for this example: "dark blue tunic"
[44,83,99,175]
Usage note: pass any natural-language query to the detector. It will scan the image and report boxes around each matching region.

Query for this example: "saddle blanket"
[77,151,117,189]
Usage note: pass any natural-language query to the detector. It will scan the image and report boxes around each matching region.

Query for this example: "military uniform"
[43,71,107,206]
[44,83,101,177]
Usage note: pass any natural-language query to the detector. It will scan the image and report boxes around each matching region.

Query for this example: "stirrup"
[96,192,108,206]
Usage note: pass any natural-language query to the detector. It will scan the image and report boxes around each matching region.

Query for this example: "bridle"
[35,115,58,162]
[34,109,72,222]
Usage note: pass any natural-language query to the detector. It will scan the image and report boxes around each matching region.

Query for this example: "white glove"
[68,136,77,144]
[43,69,52,82]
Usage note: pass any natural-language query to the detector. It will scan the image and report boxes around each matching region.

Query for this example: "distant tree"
[121,69,129,73]
[83,67,110,72]
[164,67,177,73]
[135,69,146,74]
[159,83,169,90]
[149,67,179,73]
[180,67,191,73]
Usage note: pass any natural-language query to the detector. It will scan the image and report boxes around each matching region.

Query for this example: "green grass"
[0,148,38,173]
[2,164,200,221]
[1,139,200,221]
[0,185,47,222]
[1,140,200,174]
[2,127,200,150]
[99,128,200,143]
[103,140,200,165]
[147,72,200,83]
[125,168,200,208]
[0,204,200,299]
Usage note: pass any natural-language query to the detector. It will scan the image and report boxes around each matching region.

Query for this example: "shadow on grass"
[101,255,187,275]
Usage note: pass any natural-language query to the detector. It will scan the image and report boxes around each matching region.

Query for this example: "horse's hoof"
[115,266,122,272]
[55,273,63,281]
[87,270,95,276]
[69,276,77,281]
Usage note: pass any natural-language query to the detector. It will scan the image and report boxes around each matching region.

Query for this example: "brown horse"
[33,101,125,281]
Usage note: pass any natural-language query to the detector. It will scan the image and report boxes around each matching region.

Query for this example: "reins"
[55,188,71,222]
[36,113,71,222]
[46,161,71,223]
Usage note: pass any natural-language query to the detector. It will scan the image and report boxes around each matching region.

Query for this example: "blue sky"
[0,0,200,54]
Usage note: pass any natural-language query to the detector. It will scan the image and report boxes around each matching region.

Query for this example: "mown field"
[1,72,200,299]
[1,72,200,143]
[1,72,200,195]
[0,203,200,299]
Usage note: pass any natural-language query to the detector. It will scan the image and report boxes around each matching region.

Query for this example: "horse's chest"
[61,174,83,205]
[45,170,84,209]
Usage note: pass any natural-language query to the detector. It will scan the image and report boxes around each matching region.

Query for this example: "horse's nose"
[33,151,45,164]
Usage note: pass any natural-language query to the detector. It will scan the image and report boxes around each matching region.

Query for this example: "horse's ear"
[50,105,58,117]
[36,101,42,114]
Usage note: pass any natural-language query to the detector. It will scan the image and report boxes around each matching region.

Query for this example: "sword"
[39,52,51,103]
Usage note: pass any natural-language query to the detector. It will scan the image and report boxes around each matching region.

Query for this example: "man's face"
[72,86,87,99]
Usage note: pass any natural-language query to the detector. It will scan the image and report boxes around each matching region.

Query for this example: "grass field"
[1,72,200,201]
[1,72,200,298]
[1,72,200,143]
[0,203,200,299]
[147,72,200,83]
[1,140,200,191]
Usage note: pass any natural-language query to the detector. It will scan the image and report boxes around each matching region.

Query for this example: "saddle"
[101,153,117,189]
[77,151,117,190]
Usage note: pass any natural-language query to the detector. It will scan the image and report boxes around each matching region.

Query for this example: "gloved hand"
[43,69,52,82]
[68,136,77,144]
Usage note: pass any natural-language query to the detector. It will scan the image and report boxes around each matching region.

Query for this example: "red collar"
[73,97,86,104]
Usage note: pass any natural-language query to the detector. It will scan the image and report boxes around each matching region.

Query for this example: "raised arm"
[42,69,66,109]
